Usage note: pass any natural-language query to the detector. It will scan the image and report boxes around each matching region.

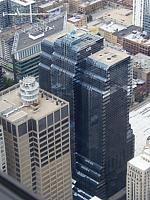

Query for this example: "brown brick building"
[123,31,150,56]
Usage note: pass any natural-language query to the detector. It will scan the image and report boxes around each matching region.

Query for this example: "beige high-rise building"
[0,77,72,200]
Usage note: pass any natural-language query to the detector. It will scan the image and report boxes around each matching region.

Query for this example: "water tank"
[19,77,39,106]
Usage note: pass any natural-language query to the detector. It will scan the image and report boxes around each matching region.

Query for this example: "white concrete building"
[126,137,150,200]
[0,125,7,173]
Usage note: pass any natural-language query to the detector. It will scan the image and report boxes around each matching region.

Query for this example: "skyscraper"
[133,0,150,33]
[0,77,72,200]
[0,0,11,29]
[10,0,36,25]
[132,0,145,27]
[39,29,104,172]
[126,137,150,200]
[143,0,150,34]
[74,47,134,199]
[39,29,134,199]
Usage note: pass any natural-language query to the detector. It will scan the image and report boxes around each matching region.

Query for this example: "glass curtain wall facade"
[39,32,104,173]
[0,0,11,29]
[39,32,134,199]
[73,50,134,199]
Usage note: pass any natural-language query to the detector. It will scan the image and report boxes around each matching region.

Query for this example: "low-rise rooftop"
[95,21,126,33]
[101,8,132,26]
[114,25,140,37]
[124,31,150,46]
[68,15,85,23]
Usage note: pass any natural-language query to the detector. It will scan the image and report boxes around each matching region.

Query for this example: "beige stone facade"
[0,84,72,200]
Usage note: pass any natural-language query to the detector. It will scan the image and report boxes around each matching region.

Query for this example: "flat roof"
[89,47,129,67]
[80,0,103,7]
[129,155,150,171]
[98,21,126,33]
[101,8,132,26]
[130,101,150,156]
[15,15,65,51]
[114,25,140,37]
[0,84,68,123]
[124,31,150,46]
[11,0,35,6]
[68,16,82,23]
[38,1,54,9]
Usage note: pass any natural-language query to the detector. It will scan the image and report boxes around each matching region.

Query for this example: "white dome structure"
[19,77,39,106]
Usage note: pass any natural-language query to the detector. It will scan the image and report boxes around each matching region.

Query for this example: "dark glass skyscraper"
[39,30,104,172]
[39,31,134,199]
[74,48,134,199]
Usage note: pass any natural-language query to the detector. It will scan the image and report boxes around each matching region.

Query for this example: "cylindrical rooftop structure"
[19,76,39,106]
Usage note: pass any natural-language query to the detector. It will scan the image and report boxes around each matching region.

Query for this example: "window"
[28,119,33,131]
[12,125,16,136]
[62,118,69,125]
[18,123,27,136]
[32,120,37,131]
[40,141,47,148]
[48,127,53,133]
[40,146,47,153]
[38,118,46,131]
[55,133,60,140]
[47,114,53,126]
[41,161,48,167]
[54,110,60,123]
[39,131,46,138]
[48,132,54,138]
[41,156,48,163]
[7,121,11,133]
[2,119,6,130]
[55,123,60,129]
[56,154,61,159]
[39,136,47,143]
[61,106,68,119]
[62,134,68,141]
